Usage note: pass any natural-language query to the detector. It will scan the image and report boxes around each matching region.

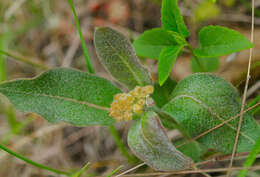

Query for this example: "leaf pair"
[134,0,189,85]
[133,0,253,84]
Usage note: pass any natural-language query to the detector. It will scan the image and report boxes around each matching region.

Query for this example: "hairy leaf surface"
[163,73,260,153]
[94,27,152,90]
[194,26,253,57]
[128,111,192,171]
[0,68,121,126]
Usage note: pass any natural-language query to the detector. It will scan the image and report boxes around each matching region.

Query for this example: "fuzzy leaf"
[158,45,184,85]
[161,0,190,37]
[128,111,192,171]
[94,27,152,90]
[191,56,219,73]
[133,28,186,59]
[194,26,253,57]
[0,68,121,126]
[163,73,260,153]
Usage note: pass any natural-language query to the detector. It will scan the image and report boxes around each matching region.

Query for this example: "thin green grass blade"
[72,162,90,177]
[67,0,94,74]
[0,144,71,176]
[237,135,260,177]
[106,165,123,177]
[248,95,260,115]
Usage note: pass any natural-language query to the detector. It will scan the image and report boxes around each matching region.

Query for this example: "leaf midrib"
[0,87,110,111]
[104,39,144,86]
[168,94,256,144]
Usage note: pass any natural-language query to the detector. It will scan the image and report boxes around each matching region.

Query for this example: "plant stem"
[109,125,138,163]
[0,54,6,82]
[187,45,206,72]
[0,50,49,70]
[72,162,90,177]
[107,165,123,177]
[0,144,71,176]
[67,0,94,74]
[0,30,8,82]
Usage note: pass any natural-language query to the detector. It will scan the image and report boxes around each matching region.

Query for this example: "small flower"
[109,85,154,121]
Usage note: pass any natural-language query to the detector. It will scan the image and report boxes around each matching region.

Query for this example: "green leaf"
[158,45,184,85]
[194,26,253,57]
[133,28,186,59]
[152,78,177,108]
[163,73,260,154]
[0,68,122,126]
[191,56,219,73]
[128,111,192,171]
[175,140,207,162]
[161,0,190,37]
[94,27,152,90]
[238,135,260,177]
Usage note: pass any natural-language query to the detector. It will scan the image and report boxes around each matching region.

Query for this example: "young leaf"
[94,27,152,90]
[128,111,192,171]
[163,73,260,154]
[194,26,253,57]
[152,78,177,108]
[191,56,219,73]
[133,28,185,59]
[158,45,184,85]
[0,68,122,126]
[161,0,190,37]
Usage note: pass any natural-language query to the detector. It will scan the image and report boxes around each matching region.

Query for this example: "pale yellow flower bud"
[109,85,154,121]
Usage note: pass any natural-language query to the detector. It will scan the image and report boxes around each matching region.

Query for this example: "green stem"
[0,50,49,70]
[67,0,95,74]
[107,165,123,177]
[187,45,206,72]
[72,162,90,177]
[109,125,138,163]
[0,55,6,82]
[0,144,71,176]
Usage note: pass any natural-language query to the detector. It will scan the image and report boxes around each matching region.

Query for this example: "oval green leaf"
[133,28,183,59]
[0,68,122,126]
[158,45,184,86]
[94,27,152,90]
[128,111,192,171]
[163,73,260,153]
[194,25,253,57]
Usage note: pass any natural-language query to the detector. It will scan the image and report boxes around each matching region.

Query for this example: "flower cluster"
[109,85,154,121]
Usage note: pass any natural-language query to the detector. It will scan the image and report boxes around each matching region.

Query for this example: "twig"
[115,162,146,177]
[119,165,260,177]
[227,0,255,176]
